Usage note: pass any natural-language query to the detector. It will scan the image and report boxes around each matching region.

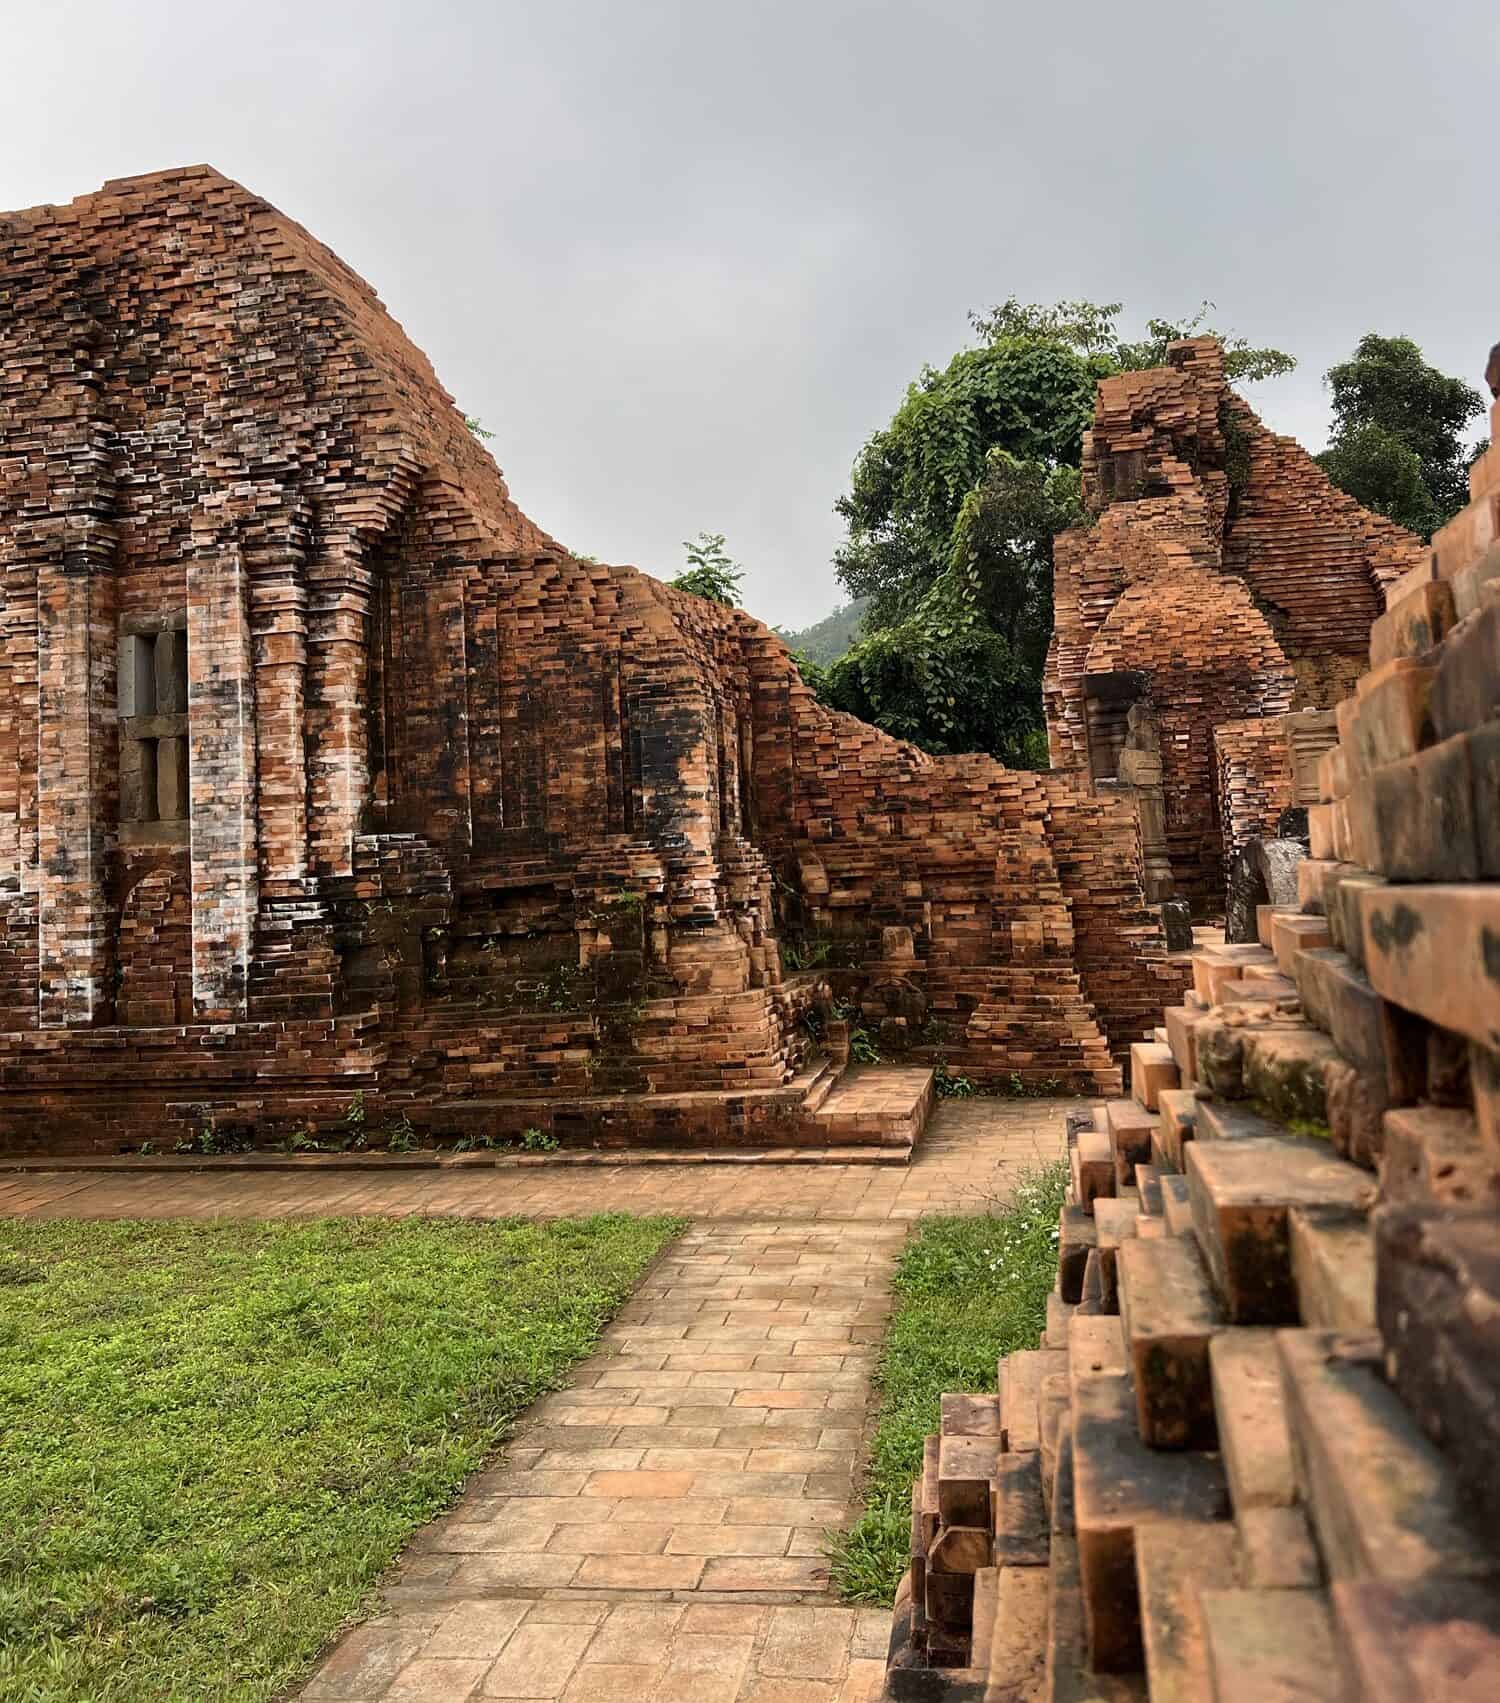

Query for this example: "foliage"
[463,414,495,440]
[520,1127,560,1153]
[828,1164,1067,1602]
[669,531,744,606]
[0,1213,680,1701]
[1315,334,1485,538]
[826,299,1293,765]
[776,598,869,666]
[932,1061,975,1099]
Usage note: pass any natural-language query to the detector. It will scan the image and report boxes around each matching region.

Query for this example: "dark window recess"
[120,620,189,836]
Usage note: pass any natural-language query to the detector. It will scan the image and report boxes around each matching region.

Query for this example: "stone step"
[1277,1328,1498,1584]
[970,1564,998,1676]
[938,1432,1002,1529]
[1071,1372,1230,1671]
[1046,1434,1148,1702]
[1155,1088,1198,1171]
[1376,1204,1500,1545]
[1199,1587,1341,1703]
[1235,1503,1323,1590]
[1105,1100,1157,1189]
[1330,1578,1500,1703]
[1187,1136,1375,1323]
[992,1448,1049,1567]
[1134,1163,1163,1217]
[1039,1371,1070,1518]
[941,1392,1001,1437]
[1068,1312,1127,1388]
[1193,1097,1287,1143]
[1058,1204,1097,1303]
[983,1564,1049,1701]
[1129,1041,1178,1112]
[1221,972,1300,1006]
[1162,1006,1202,1083]
[1195,1010,1314,1100]
[1118,1233,1226,1448]
[1289,1206,1375,1329]
[1207,1328,1297,1514]
[1291,946,1422,1110]
[1135,1520,1237,1703]
[1073,1127,1115,1212]
[1001,1347,1067,1454]
[1045,1289,1074,1351]
[1160,1174,1194,1237]
[1271,911,1332,978]
[1093,1196,1140,1311]
[1380,1103,1498,1207]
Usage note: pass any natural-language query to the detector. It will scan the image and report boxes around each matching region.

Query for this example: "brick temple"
[1046,339,1425,913]
[0,165,1199,1153]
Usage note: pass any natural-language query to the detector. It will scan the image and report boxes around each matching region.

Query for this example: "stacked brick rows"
[1044,340,1425,914]
[0,166,1180,1152]
[885,357,1500,1700]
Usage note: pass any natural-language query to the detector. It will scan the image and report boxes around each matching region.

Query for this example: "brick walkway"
[2,1099,1072,1702]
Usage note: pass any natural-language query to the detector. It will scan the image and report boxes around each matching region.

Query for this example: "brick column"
[306,543,372,877]
[249,555,310,891]
[187,532,258,1018]
[36,555,113,1024]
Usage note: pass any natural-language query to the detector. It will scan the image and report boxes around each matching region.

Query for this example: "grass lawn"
[828,1162,1067,1603]
[0,1212,681,1702]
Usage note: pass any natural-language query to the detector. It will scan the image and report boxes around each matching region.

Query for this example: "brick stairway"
[885,919,1500,1700]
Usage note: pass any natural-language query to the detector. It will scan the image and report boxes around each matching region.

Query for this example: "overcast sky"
[4,1,1495,628]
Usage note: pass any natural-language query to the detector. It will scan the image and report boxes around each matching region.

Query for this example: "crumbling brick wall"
[0,165,1183,1149]
[1045,340,1425,914]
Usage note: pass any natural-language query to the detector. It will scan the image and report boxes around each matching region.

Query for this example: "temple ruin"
[1046,339,1426,916]
[0,165,1190,1153]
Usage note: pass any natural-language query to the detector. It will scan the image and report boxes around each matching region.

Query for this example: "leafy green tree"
[1316,334,1485,538]
[824,300,1293,765]
[670,531,744,606]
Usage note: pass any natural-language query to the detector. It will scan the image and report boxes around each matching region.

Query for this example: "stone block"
[1207,1329,1295,1511]
[1072,1127,1115,1212]
[1155,1089,1197,1172]
[1128,1041,1177,1112]
[1234,1504,1323,1590]
[1199,1588,1338,1702]
[1271,910,1330,977]
[1134,1521,1237,1703]
[991,1448,1048,1567]
[1307,804,1336,860]
[937,1434,1000,1529]
[1431,603,1500,739]
[1380,1104,1499,1208]
[1240,1027,1337,1124]
[1160,1174,1194,1236]
[1288,1206,1375,1330]
[1359,882,1500,1051]
[1369,576,1455,666]
[1187,1136,1375,1324]
[1355,734,1481,881]
[1469,718,1500,878]
[1452,539,1500,616]
[1162,1006,1201,1083]
[1293,946,1424,1106]
[1058,1205,1097,1304]
[1331,1578,1500,1703]
[1068,1312,1127,1384]
[1071,1373,1229,1671]
[940,1392,1000,1437]
[1278,1328,1496,1583]
[1000,1348,1066,1454]
[1315,743,1348,805]
[1325,866,1385,969]
[1117,1234,1225,1448]
[1106,1099,1157,1188]
[1376,1204,1500,1545]
[983,1566,1050,1702]
[1352,658,1436,768]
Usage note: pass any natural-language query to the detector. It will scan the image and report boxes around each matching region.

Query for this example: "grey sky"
[4,0,1495,628]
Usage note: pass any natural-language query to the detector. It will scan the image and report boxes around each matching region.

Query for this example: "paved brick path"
[2,1099,1072,1701]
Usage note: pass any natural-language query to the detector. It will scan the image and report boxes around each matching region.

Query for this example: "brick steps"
[883,917,1500,1699]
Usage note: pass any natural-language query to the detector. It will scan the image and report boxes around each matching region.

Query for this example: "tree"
[824,300,1293,765]
[1316,334,1485,538]
[670,532,744,606]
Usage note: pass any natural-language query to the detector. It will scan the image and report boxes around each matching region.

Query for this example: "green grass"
[0,1213,682,1702]
[828,1163,1068,1603]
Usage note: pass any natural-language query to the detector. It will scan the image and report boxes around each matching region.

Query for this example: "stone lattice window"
[119,615,189,843]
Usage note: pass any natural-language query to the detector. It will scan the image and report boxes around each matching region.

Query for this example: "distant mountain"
[775,598,868,665]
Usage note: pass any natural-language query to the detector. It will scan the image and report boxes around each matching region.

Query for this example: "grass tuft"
[828,1163,1067,1603]
[0,1212,681,1702]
